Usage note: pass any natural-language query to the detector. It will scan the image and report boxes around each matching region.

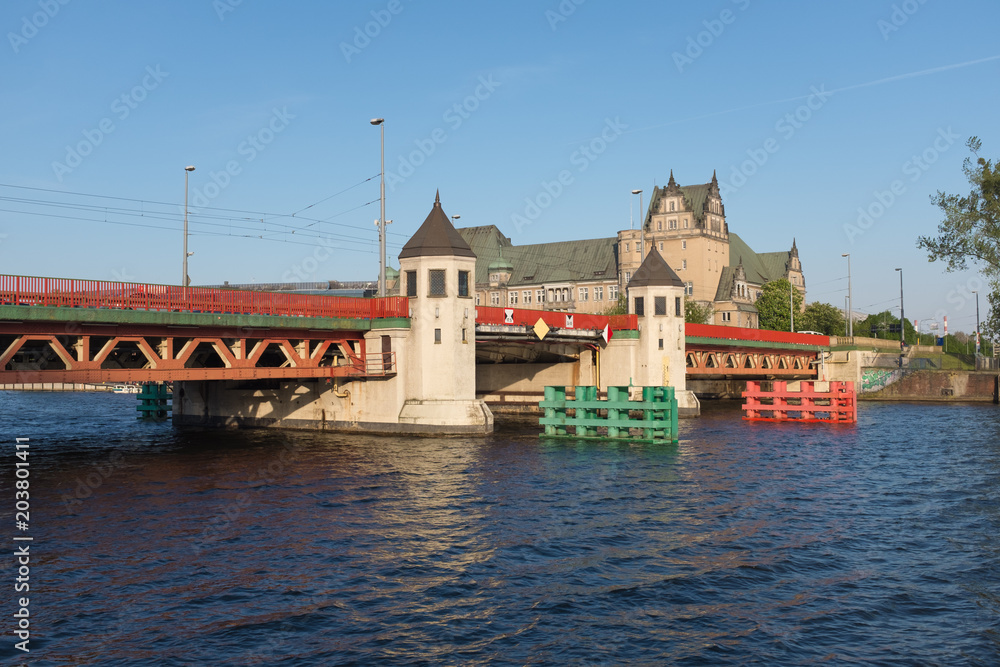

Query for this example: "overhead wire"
[0,182,410,238]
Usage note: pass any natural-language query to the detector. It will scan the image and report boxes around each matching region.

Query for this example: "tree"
[797,302,846,336]
[856,310,918,344]
[684,298,713,324]
[756,278,804,331]
[603,293,628,316]
[917,136,1000,337]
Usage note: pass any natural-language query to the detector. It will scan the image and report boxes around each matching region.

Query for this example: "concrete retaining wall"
[863,370,999,402]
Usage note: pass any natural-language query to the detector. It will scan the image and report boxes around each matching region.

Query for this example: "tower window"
[406,271,417,297]
[458,270,469,297]
[429,269,446,296]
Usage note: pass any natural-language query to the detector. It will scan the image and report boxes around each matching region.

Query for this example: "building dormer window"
[670,201,675,212]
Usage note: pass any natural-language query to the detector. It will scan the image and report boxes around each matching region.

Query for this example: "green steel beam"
[0,305,409,332]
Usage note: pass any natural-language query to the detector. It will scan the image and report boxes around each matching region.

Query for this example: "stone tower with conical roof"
[397,191,492,432]
[626,247,693,409]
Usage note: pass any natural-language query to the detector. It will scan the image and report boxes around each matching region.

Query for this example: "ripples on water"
[1,392,999,665]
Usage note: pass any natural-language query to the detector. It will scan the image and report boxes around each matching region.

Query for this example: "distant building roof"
[728,233,790,285]
[457,226,618,286]
[627,247,685,289]
[398,191,476,259]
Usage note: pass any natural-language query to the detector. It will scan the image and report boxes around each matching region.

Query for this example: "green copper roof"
[458,226,617,286]
[727,233,781,285]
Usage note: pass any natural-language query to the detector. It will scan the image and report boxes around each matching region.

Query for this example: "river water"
[1,391,999,665]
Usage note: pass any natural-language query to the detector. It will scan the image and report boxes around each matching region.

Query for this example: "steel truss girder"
[685,347,818,377]
[0,322,394,383]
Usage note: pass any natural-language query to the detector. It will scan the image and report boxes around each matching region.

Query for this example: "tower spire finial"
[435,189,440,205]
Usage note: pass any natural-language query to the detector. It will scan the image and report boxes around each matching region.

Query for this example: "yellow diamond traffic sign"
[533,318,550,340]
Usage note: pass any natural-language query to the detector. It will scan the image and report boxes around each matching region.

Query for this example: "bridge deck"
[0,275,830,383]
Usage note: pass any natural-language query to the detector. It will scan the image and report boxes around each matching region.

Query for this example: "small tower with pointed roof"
[397,191,492,432]
[626,247,688,397]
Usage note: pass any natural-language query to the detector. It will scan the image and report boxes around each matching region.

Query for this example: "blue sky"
[2,1,997,334]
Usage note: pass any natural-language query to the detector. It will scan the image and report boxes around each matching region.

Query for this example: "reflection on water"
[1,392,1000,664]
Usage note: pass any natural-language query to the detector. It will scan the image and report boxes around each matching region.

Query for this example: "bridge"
[0,275,826,385]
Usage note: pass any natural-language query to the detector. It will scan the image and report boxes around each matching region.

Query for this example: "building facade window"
[685,282,693,296]
[609,285,619,301]
[475,294,480,306]
[625,272,631,284]
[434,328,442,343]
[657,221,662,231]
[490,292,500,305]
[669,219,677,230]
[536,289,545,303]
[523,290,531,305]
[659,242,663,251]
[683,218,688,228]
[625,242,630,253]
[429,269,446,296]
[579,287,589,302]
[458,270,469,297]
[670,201,675,212]
[682,240,687,249]
[509,291,518,305]
[594,286,604,301]
[682,259,687,270]
[721,312,731,322]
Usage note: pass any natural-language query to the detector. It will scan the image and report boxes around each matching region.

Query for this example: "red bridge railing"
[686,323,830,346]
[475,306,638,332]
[0,275,410,320]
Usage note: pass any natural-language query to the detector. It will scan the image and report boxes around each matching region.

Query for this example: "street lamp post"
[973,289,981,357]
[842,253,852,337]
[895,268,905,352]
[371,118,386,297]
[183,165,195,288]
